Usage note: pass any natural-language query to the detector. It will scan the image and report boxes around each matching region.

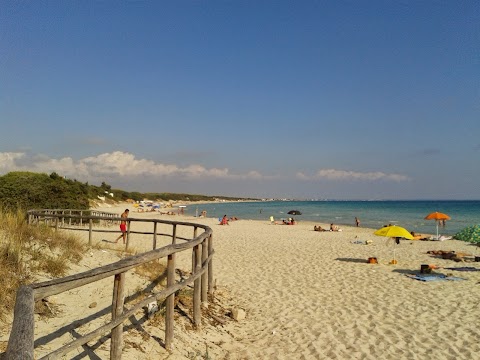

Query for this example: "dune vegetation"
[0,208,86,323]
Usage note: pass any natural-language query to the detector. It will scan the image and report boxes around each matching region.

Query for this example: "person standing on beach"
[115,209,129,244]
[355,217,360,227]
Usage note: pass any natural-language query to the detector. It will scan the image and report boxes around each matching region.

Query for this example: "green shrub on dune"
[0,171,90,210]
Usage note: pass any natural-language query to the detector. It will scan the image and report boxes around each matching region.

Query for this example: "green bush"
[0,172,90,210]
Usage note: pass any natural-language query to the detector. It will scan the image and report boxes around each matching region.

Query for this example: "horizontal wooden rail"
[6,209,214,360]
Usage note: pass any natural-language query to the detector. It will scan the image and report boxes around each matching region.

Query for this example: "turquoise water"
[188,200,480,235]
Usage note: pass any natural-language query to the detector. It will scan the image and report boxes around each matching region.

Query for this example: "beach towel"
[427,235,453,241]
[405,274,465,282]
[444,267,480,272]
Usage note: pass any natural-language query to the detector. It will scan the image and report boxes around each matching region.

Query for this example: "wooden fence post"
[192,227,198,272]
[125,221,131,251]
[193,245,201,329]
[111,273,125,359]
[153,222,157,250]
[80,211,83,226]
[208,234,214,295]
[201,239,208,303]
[165,253,175,350]
[88,219,93,246]
[172,224,177,245]
[5,286,35,360]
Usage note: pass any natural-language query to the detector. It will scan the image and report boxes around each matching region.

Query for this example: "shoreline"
[93,200,437,237]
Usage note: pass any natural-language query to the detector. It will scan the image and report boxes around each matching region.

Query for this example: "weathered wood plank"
[193,244,202,329]
[88,218,93,245]
[5,286,35,360]
[165,253,175,350]
[153,222,157,250]
[201,239,208,303]
[111,273,125,359]
[208,234,214,295]
[31,239,203,299]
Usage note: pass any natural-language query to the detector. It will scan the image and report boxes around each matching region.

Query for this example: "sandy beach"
[4,203,480,359]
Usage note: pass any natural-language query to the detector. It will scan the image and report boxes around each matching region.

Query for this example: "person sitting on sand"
[220,215,229,225]
[330,223,341,232]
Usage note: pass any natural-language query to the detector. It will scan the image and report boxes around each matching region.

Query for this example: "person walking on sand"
[355,217,360,227]
[115,209,129,244]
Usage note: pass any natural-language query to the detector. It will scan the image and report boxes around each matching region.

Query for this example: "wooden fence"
[5,209,214,360]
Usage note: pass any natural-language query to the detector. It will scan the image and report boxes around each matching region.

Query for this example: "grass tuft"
[0,207,86,323]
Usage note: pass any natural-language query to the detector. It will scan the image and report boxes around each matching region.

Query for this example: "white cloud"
[0,152,25,171]
[0,152,410,188]
[0,151,268,181]
[297,169,410,182]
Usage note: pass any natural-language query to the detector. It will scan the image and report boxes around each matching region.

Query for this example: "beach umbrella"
[287,210,301,222]
[425,212,451,239]
[374,225,413,264]
[454,225,480,244]
[286,210,301,223]
[374,225,414,240]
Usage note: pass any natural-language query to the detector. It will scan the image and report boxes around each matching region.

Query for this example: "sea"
[187,200,480,236]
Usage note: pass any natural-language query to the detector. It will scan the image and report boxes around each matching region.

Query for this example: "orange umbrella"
[424,212,451,221]
[424,212,451,239]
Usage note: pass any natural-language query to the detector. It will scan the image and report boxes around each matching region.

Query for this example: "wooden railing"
[5,209,214,360]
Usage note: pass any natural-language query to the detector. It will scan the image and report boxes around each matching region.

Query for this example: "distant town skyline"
[1,2,479,200]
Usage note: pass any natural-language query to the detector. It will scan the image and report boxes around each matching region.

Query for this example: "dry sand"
[3,203,480,359]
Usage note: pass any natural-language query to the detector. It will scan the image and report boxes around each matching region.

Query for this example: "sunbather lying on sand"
[427,250,472,262]
[410,231,427,240]
[314,225,327,232]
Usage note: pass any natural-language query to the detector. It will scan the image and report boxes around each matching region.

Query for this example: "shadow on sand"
[335,257,368,264]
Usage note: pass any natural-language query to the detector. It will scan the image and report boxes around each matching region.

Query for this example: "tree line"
[0,171,253,210]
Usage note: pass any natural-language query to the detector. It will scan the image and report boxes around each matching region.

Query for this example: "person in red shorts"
[115,209,129,244]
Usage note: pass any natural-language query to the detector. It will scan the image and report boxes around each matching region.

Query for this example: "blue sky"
[1,1,479,200]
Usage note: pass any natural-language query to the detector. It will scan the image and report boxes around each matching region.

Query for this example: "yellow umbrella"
[374,225,413,240]
[374,225,413,264]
